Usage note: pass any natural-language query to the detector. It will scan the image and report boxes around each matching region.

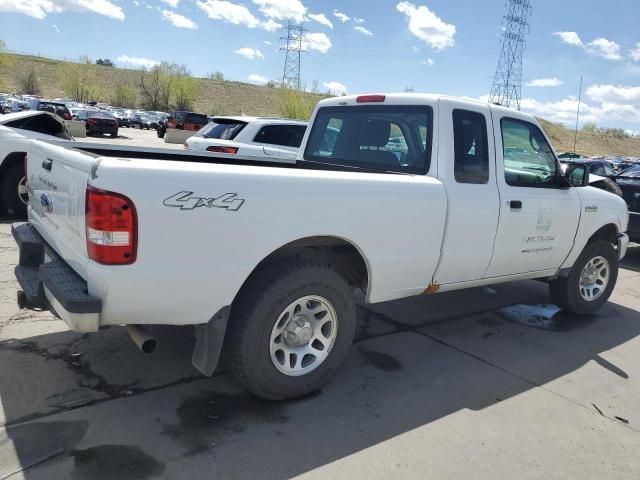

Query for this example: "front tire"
[227,260,356,400]
[549,240,618,315]
[1,163,28,218]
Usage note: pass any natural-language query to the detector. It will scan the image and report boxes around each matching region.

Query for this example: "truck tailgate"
[27,140,94,279]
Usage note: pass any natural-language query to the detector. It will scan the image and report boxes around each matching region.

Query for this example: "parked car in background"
[0,110,73,216]
[608,165,640,242]
[112,110,131,128]
[157,110,209,138]
[2,98,29,113]
[560,158,617,178]
[76,110,118,137]
[185,116,308,161]
[26,99,72,120]
[131,112,155,130]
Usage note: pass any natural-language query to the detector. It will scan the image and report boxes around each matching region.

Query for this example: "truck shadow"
[0,296,639,479]
[620,243,640,272]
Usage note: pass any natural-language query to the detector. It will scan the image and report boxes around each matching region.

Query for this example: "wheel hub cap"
[579,256,610,302]
[284,316,314,347]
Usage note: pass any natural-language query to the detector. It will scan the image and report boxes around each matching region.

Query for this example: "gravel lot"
[75,127,186,150]
[0,133,639,479]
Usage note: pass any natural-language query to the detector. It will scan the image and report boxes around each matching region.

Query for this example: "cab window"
[501,118,558,187]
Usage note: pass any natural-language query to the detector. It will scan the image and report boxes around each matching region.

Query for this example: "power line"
[489,0,532,110]
[280,22,307,90]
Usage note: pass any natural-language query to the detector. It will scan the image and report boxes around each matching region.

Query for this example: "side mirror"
[565,164,590,187]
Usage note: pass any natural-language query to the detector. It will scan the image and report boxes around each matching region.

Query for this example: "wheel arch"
[587,223,618,246]
[232,235,371,307]
[0,151,26,180]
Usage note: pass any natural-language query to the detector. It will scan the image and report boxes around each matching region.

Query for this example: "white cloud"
[420,57,434,66]
[353,17,365,23]
[261,18,282,31]
[553,32,621,61]
[630,43,640,62]
[248,74,269,84]
[253,0,306,23]
[264,40,272,45]
[52,24,61,33]
[235,47,265,60]
[0,0,125,20]
[586,84,640,104]
[586,38,621,60]
[302,32,332,54]
[553,31,583,47]
[308,12,333,29]
[526,78,563,87]
[117,55,160,69]
[196,0,260,28]
[354,25,372,36]
[161,10,197,29]
[323,81,347,95]
[333,9,349,23]
[396,2,455,51]
[160,0,180,7]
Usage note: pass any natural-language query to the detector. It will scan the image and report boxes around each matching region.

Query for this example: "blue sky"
[1,0,640,131]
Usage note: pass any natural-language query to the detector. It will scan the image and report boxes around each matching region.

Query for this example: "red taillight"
[206,146,239,154]
[87,118,97,125]
[356,94,386,103]
[86,186,137,265]
[63,113,71,120]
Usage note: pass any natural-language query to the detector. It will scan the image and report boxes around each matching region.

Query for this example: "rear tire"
[1,163,28,218]
[227,259,356,400]
[549,240,618,315]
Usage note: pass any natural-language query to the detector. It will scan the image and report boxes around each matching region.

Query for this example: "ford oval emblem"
[40,193,53,213]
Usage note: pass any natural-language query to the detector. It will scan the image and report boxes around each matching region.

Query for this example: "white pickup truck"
[12,94,629,400]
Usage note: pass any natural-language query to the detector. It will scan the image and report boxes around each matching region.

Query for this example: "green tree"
[58,56,101,103]
[208,71,224,81]
[18,65,41,95]
[0,40,13,91]
[582,122,598,133]
[172,74,197,110]
[277,86,317,120]
[111,81,137,108]
[96,58,115,67]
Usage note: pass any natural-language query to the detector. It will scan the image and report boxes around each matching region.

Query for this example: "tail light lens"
[63,113,71,120]
[207,146,239,154]
[86,186,137,265]
[87,118,97,125]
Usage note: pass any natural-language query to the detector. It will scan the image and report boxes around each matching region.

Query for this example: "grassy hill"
[538,118,640,157]
[0,53,321,117]
[2,53,640,157]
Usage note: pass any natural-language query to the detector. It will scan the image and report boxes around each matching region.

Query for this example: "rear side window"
[453,109,489,184]
[253,124,307,148]
[186,113,208,125]
[201,120,246,140]
[304,105,433,174]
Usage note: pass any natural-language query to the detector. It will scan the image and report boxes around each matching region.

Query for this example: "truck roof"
[318,93,512,111]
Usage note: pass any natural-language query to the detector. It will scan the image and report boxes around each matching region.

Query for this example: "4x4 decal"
[163,191,245,211]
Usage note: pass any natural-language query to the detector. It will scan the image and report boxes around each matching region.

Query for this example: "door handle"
[42,158,53,171]
[510,200,522,209]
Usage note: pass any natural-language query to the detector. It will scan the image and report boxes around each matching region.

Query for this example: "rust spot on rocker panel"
[423,282,440,295]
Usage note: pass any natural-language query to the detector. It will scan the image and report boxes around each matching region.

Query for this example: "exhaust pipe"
[126,325,158,354]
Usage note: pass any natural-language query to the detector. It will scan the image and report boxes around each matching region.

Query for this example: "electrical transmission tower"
[489,0,532,110]
[280,22,307,90]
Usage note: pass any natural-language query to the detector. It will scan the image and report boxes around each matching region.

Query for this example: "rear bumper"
[12,222,101,332]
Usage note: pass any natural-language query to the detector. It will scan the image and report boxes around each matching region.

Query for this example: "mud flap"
[191,306,231,377]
